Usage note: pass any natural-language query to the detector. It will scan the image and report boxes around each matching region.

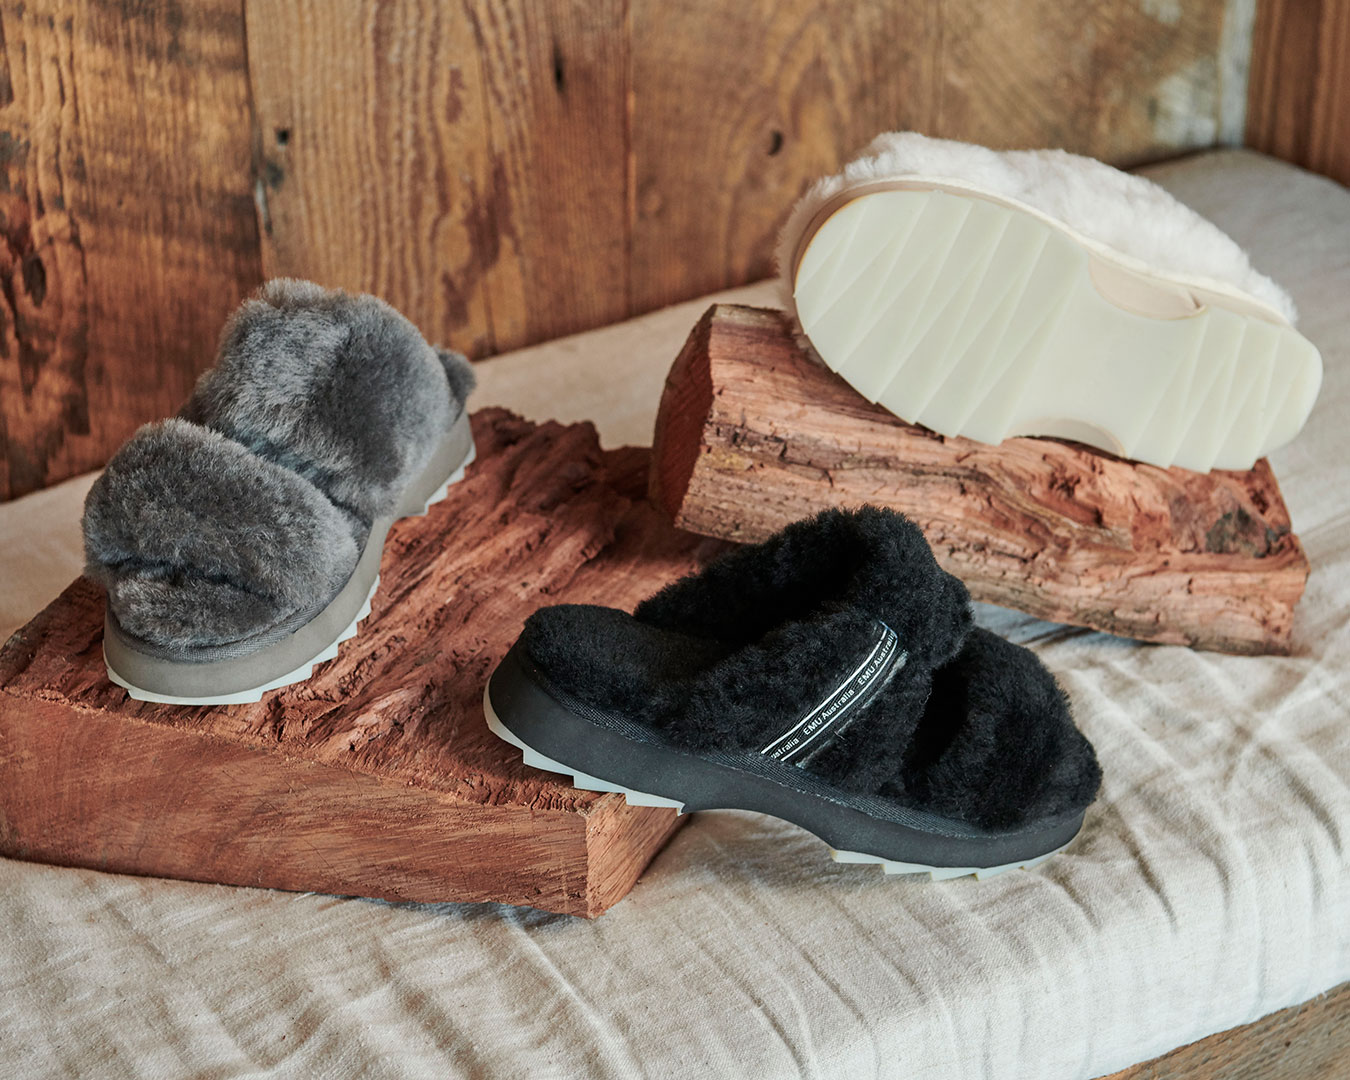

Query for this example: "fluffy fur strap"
[635,509,972,788]
[876,627,1100,829]
[84,419,360,650]
[181,279,475,523]
[636,506,972,672]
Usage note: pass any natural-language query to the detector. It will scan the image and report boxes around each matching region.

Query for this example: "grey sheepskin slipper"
[485,507,1100,880]
[83,279,476,705]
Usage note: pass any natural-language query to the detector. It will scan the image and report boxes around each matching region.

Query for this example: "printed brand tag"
[760,620,905,767]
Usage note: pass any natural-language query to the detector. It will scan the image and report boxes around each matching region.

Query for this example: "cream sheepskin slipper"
[778,132,1322,472]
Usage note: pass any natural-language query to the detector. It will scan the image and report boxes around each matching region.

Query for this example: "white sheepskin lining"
[777,132,1297,325]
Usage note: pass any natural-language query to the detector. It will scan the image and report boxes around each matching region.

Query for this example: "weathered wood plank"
[628,0,941,310]
[246,0,629,358]
[467,0,629,345]
[0,410,718,917]
[1247,0,1350,188]
[249,0,1253,350]
[628,0,1249,312]
[243,0,501,357]
[1098,980,1350,1080]
[651,305,1309,655]
[937,1,1252,162]
[0,0,261,500]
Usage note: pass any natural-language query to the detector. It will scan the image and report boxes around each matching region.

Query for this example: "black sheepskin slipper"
[485,507,1101,878]
[83,279,476,705]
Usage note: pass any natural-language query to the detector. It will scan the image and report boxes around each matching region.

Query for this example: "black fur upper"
[635,505,972,673]
[520,506,1101,830]
[885,628,1101,829]
[525,508,972,755]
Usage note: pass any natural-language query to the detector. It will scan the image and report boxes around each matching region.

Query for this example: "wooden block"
[650,305,1311,656]
[0,410,722,917]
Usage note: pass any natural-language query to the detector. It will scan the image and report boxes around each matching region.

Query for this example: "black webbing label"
[760,620,905,766]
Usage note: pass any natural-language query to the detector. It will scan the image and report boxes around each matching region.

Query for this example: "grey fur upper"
[83,419,361,649]
[182,279,474,522]
[83,279,475,651]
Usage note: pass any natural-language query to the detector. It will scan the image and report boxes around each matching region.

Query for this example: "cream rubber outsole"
[790,184,1322,472]
[483,683,1064,881]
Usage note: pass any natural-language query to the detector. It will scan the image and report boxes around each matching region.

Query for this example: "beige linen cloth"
[1,150,1347,1079]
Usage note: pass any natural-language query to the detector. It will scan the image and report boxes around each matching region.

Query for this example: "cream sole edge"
[482,683,1065,881]
[104,446,476,707]
[791,183,1322,472]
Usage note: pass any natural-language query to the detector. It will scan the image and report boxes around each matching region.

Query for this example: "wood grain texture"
[0,409,723,917]
[0,0,262,501]
[937,1,1253,161]
[467,0,630,345]
[244,0,501,357]
[627,0,1250,310]
[247,0,628,358]
[1098,980,1350,1080]
[651,305,1309,655]
[247,0,1250,343]
[0,0,1251,500]
[627,0,940,309]
[1247,0,1350,188]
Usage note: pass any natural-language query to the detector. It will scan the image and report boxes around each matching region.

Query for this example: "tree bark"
[651,305,1310,656]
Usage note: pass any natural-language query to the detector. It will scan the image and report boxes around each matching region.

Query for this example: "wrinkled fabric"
[1,151,1347,1079]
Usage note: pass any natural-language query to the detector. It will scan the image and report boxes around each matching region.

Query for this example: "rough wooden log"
[0,409,723,918]
[651,305,1311,656]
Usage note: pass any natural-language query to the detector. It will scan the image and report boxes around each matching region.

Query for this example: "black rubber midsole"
[487,644,1086,869]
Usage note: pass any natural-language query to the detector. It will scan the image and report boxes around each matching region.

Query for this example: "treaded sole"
[792,186,1322,472]
[484,685,687,811]
[105,579,381,706]
[483,682,1064,881]
[104,434,476,706]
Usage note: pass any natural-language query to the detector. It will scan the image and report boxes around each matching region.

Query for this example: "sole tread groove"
[792,186,1321,470]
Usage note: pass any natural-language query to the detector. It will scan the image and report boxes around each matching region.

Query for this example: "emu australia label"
[761,621,905,766]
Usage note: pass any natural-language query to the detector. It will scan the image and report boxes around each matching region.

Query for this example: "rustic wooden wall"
[1247,0,1350,188]
[0,0,261,501]
[0,0,1260,500]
